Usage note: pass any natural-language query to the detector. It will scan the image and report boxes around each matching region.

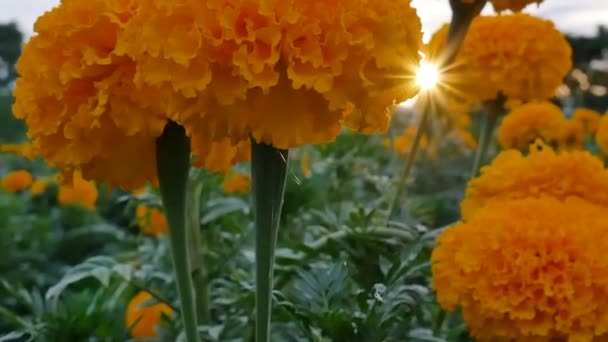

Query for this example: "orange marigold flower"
[572,108,601,135]
[426,14,571,104]
[497,102,566,150]
[58,170,98,210]
[462,0,544,12]
[0,143,38,160]
[432,197,608,341]
[30,179,48,195]
[125,291,174,339]
[557,120,585,151]
[461,140,608,221]
[13,0,248,190]
[595,114,608,155]
[118,0,423,149]
[136,204,168,236]
[1,170,33,193]
[222,173,251,194]
[384,127,428,155]
[301,152,312,178]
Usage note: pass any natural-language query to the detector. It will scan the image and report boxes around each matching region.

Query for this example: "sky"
[1,0,608,41]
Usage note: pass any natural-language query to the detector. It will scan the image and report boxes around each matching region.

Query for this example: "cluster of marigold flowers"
[432,138,608,341]
[424,1,608,340]
[498,102,608,153]
[0,168,98,209]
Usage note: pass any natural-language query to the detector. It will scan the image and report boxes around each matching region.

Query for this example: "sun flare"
[416,62,440,90]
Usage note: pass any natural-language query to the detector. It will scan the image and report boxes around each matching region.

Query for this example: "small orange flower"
[125,291,174,339]
[557,120,585,151]
[596,114,608,155]
[498,102,566,150]
[136,204,168,236]
[0,143,38,160]
[301,152,312,178]
[572,108,601,135]
[462,140,608,221]
[385,127,428,155]
[1,170,33,193]
[222,173,251,194]
[57,170,98,210]
[30,179,48,195]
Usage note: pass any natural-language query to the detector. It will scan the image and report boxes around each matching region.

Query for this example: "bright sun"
[416,62,440,90]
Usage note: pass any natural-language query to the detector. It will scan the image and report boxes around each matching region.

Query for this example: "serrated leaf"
[0,331,25,342]
[202,197,249,224]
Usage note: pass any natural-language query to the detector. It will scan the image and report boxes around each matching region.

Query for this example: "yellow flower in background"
[136,205,168,236]
[30,179,48,195]
[597,114,608,155]
[497,102,566,150]
[1,170,33,193]
[12,0,248,190]
[427,14,571,104]
[461,140,608,221]
[125,291,174,339]
[0,143,38,160]
[301,152,312,178]
[222,173,251,195]
[385,127,428,155]
[58,170,98,210]
[557,120,585,151]
[462,0,544,12]
[118,0,423,149]
[432,196,608,341]
[572,108,601,135]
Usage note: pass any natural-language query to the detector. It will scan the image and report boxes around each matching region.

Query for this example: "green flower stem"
[156,121,200,342]
[274,226,417,289]
[250,138,289,342]
[387,93,431,219]
[187,172,211,324]
[444,0,487,65]
[470,99,504,178]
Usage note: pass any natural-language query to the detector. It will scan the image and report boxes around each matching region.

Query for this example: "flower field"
[1,0,608,341]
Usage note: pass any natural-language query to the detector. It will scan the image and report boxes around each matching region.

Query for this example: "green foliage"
[0,128,476,340]
[0,95,25,143]
[0,22,22,88]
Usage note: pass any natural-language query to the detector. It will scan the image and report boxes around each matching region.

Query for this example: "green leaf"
[201,197,250,224]
[0,331,25,342]
[45,256,133,300]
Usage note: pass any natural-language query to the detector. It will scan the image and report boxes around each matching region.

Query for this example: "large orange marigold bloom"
[125,291,174,339]
[595,114,608,155]
[136,204,168,236]
[117,0,423,149]
[1,170,33,193]
[12,0,249,190]
[432,197,608,341]
[57,170,99,210]
[572,108,601,135]
[461,140,608,220]
[497,102,566,150]
[427,14,571,104]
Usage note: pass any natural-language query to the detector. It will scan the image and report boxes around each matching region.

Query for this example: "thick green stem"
[187,173,210,324]
[444,0,487,66]
[470,100,504,178]
[250,138,289,342]
[156,122,199,342]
